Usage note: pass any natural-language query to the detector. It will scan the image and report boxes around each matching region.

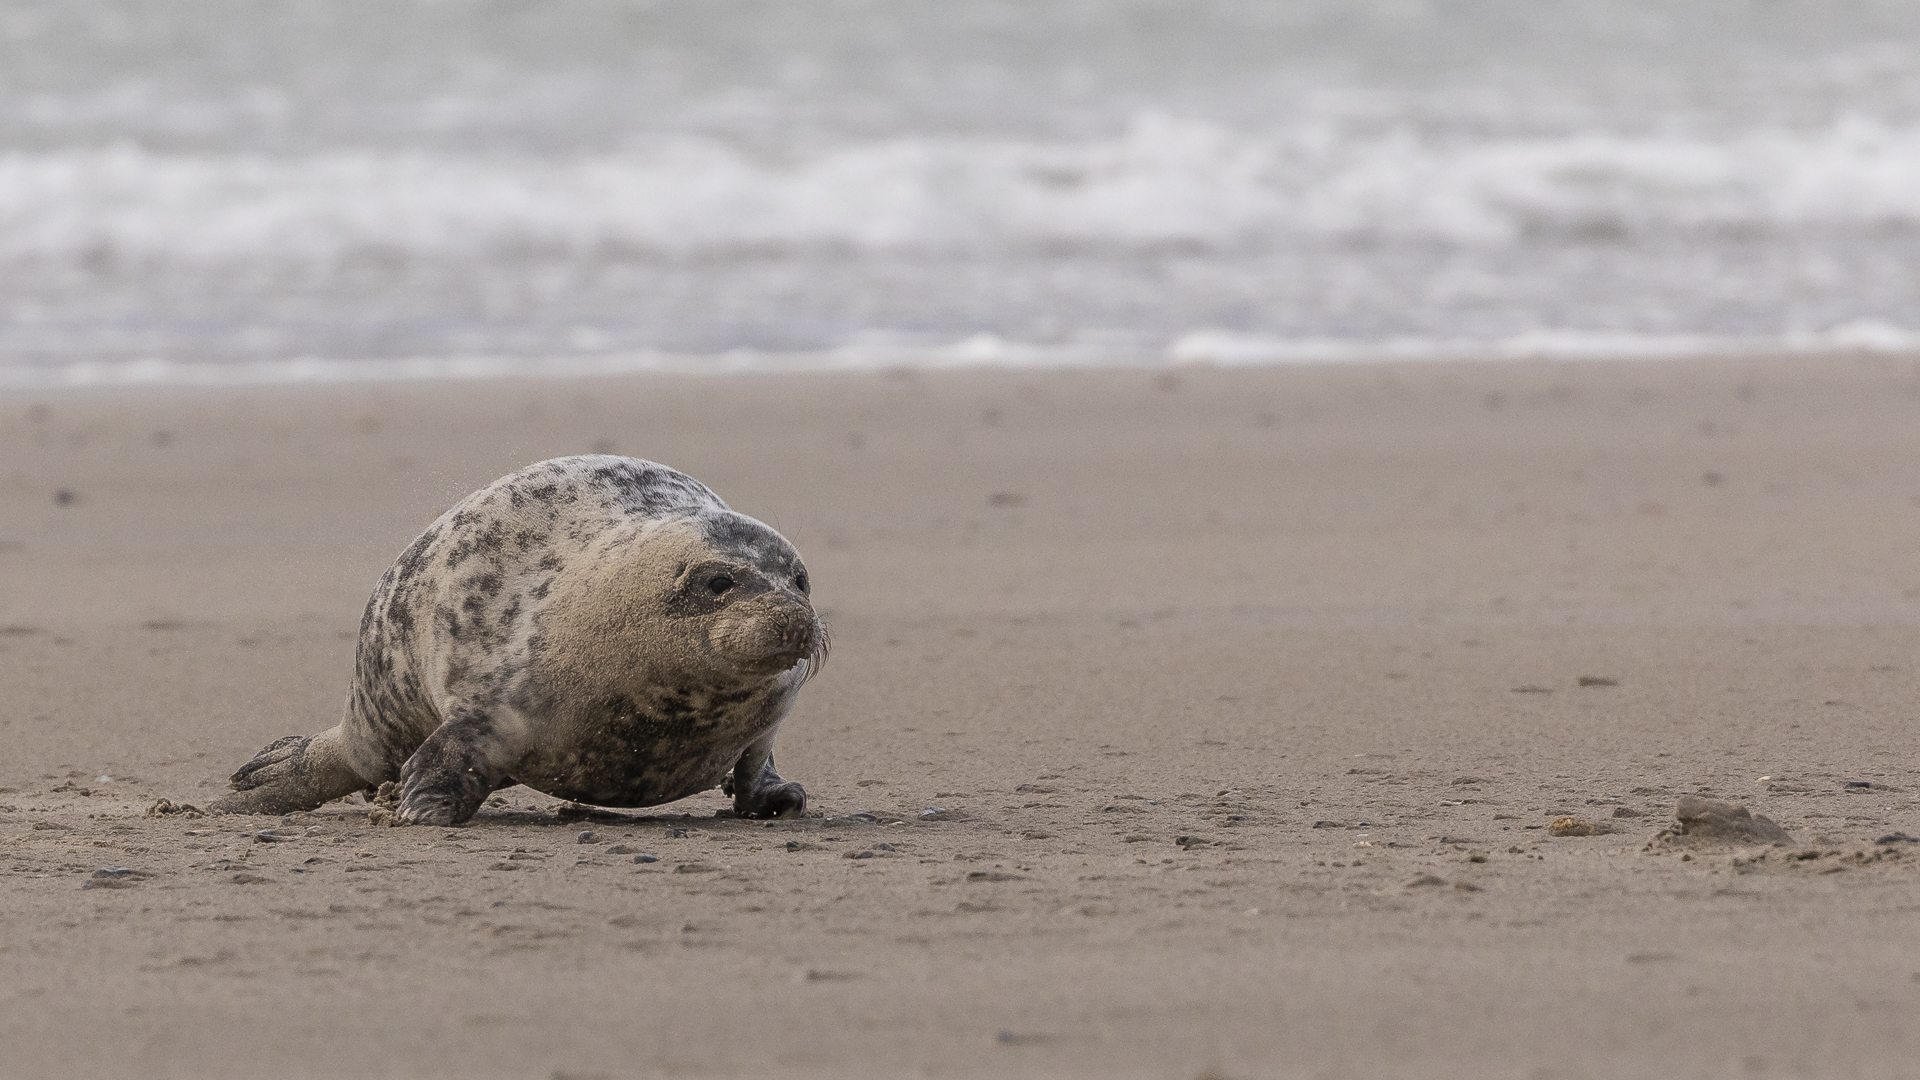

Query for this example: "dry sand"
[4,356,1920,1079]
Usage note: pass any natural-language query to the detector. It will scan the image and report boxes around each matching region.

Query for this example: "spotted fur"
[209,455,823,825]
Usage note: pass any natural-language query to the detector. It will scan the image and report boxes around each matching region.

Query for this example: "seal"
[207,455,825,825]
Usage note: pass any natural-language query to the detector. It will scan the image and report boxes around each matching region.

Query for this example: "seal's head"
[547,509,825,692]
[682,511,826,679]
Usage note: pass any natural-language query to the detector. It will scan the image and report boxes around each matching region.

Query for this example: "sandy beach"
[4,355,1920,1079]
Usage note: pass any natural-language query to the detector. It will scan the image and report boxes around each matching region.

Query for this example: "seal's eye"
[707,574,735,596]
[794,572,809,594]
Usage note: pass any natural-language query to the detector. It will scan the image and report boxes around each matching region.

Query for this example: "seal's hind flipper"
[226,734,308,790]
[208,727,366,815]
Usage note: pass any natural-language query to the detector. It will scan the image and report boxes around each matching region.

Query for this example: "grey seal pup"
[208,455,825,825]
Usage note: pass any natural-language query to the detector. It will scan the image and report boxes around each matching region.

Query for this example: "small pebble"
[845,812,880,823]
[1548,815,1596,837]
[82,867,141,890]
[664,827,687,838]
[633,854,659,864]
[576,830,599,844]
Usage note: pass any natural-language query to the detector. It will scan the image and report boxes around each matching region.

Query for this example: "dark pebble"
[663,827,687,838]
[82,867,141,890]
[845,813,880,824]
[577,830,599,844]
[633,854,659,864]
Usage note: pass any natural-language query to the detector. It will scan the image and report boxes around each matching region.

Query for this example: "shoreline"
[4,331,1920,390]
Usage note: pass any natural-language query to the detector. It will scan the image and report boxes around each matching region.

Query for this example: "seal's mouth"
[801,618,830,682]
[710,605,827,679]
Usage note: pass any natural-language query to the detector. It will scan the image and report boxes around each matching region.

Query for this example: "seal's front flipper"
[730,740,805,819]
[208,726,365,815]
[395,713,512,826]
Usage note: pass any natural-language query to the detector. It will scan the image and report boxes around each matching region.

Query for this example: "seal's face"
[679,514,824,678]
[542,510,824,696]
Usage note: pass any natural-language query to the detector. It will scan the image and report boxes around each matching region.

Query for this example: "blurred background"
[5,0,1920,383]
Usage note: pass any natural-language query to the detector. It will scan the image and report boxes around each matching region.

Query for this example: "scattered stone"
[967,870,1023,882]
[1646,795,1791,849]
[576,830,599,844]
[83,867,145,890]
[799,969,861,982]
[663,827,687,838]
[919,807,950,820]
[995,1029,1049,1046]
[633,854,659,864]
[844,812,880,823]
[1549,816,1596,837]
[1612,806,1643,818]
[843,850,874,860]
[1404,874,1449,888]
[145,799,202,818]
[1174,836,1210,849]
[252,830,297,843]
[1577,676,1619,687]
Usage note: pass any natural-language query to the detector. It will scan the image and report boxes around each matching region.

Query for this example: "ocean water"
[7,0,1920,384]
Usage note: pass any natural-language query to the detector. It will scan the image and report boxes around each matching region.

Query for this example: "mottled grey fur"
[210,455,824,825]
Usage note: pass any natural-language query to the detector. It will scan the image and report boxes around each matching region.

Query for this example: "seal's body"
[210,456,823,825]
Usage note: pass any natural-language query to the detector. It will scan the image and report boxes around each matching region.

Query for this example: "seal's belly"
[511,702,775,808]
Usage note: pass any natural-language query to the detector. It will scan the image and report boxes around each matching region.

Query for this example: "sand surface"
[4,357,1920,1079]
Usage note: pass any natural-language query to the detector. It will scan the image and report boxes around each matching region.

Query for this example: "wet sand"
[3,356,1920,1079]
